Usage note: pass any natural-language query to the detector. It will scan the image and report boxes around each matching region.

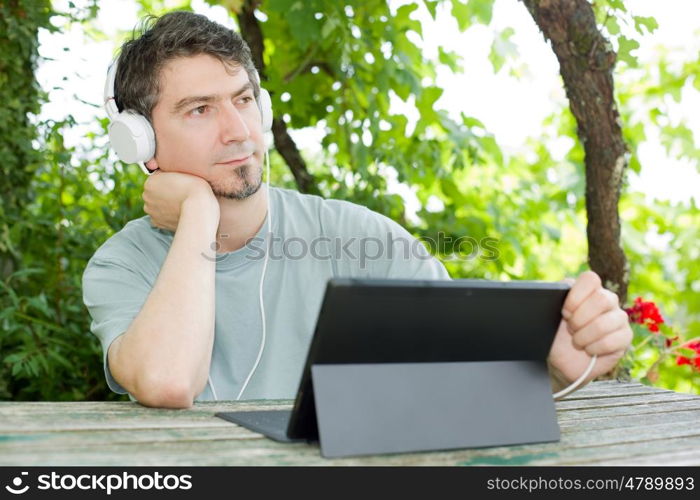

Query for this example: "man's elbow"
[132,377,196,409]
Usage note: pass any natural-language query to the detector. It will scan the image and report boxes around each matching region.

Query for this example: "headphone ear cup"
[108,111,156,164]
[258,88,273,133]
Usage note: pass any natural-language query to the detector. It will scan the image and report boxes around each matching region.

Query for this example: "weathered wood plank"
[559,408,700,432]
[555,392,699,411]
[0,426,260,451]
[0,399,292,414]
[2,432,700,466]
[557,399,700,422]
[578,381,643,388]
[558,387,670,400]
[569,381,682,396]
[452,424,700,466]
[592,448,700,466]
[0,402,291,432]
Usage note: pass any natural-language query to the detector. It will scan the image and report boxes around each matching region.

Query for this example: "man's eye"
[190,105,208,116]
[238,95,254,105]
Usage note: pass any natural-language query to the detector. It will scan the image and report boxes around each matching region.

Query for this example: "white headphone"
[103,56,273,174]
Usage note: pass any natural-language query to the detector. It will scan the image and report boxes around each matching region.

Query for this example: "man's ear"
[145,158,159,173]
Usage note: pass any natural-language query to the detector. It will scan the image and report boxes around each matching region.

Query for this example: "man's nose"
[220,102,250,143]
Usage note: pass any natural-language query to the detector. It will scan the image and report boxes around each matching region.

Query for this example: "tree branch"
[235,0,320,195]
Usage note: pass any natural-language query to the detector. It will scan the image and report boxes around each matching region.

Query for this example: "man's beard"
[210,163,263,200]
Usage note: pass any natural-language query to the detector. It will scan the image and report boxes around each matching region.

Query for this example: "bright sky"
[37,0,700,207]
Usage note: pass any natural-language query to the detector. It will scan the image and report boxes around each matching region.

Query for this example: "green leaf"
[438,47,462,73]
[48,350,73,370]
[480,136,503,165]
[543,224,562,241]
[469,0,493,25]
[415,86,443,126]
[489,27,517,74]
[395,3,419,28]
[606,0,627,12]
[605,17,620,36]
[3,353,24,364]
[617,36,640,67]
[424,0,438,20]
[450,0,471,31]
[450,0,494,31]
[633,16,658,35]
[320,16,339,39]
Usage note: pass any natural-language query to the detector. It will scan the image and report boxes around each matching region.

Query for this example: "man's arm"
[108,175,220,409]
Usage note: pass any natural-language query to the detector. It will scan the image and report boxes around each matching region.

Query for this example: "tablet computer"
[216,278,569,445]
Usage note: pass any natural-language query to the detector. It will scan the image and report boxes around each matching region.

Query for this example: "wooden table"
[1,380,699,466]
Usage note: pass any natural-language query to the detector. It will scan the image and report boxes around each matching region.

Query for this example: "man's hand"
[143,171,218,232]
[548,271,633,391]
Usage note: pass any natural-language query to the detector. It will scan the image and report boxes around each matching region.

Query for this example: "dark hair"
[114,11,259,121]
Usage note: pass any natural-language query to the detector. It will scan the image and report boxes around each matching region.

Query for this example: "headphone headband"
[104,60,119,120]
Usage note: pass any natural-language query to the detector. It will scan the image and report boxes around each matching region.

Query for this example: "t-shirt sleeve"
[320,200,451,281]
[82,256,154,396]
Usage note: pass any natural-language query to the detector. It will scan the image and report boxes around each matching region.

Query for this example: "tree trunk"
[235,0,320,195]
[521,0,629,304]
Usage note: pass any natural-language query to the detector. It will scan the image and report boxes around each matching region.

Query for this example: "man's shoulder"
[87,215,170,266]
[273,187,381,216]
[272,186,375,231]
[272,186,367,213]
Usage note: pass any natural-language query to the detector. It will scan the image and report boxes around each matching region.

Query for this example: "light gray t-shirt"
[82,187,450,401]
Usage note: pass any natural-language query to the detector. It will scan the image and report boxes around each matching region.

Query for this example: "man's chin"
[211,178,263,200]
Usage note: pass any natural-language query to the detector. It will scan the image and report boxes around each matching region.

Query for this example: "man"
[82,11,632,408]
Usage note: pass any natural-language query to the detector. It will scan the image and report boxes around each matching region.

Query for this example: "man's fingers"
[562,271,602,318]
[567,287,620,332]
[570,308,630,350]
[581,327,633,357]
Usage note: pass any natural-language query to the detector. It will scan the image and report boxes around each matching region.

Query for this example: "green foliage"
[610,12,700,392]
[1,117,143,400]
[1,0,55,398]
[0,1,137,400]
[0,0,53,237]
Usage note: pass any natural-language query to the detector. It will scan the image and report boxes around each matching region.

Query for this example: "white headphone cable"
[208,374,218,400]
[552,354,597,400]
[236,149,272,400]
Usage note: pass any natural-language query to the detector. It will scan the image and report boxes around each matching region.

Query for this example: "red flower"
[676,341,700,371]
[625,297,664,334]
[686,341,700,352]
[676,356,700,370]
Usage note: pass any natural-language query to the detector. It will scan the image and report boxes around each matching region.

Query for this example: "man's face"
[148,54,265,200]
